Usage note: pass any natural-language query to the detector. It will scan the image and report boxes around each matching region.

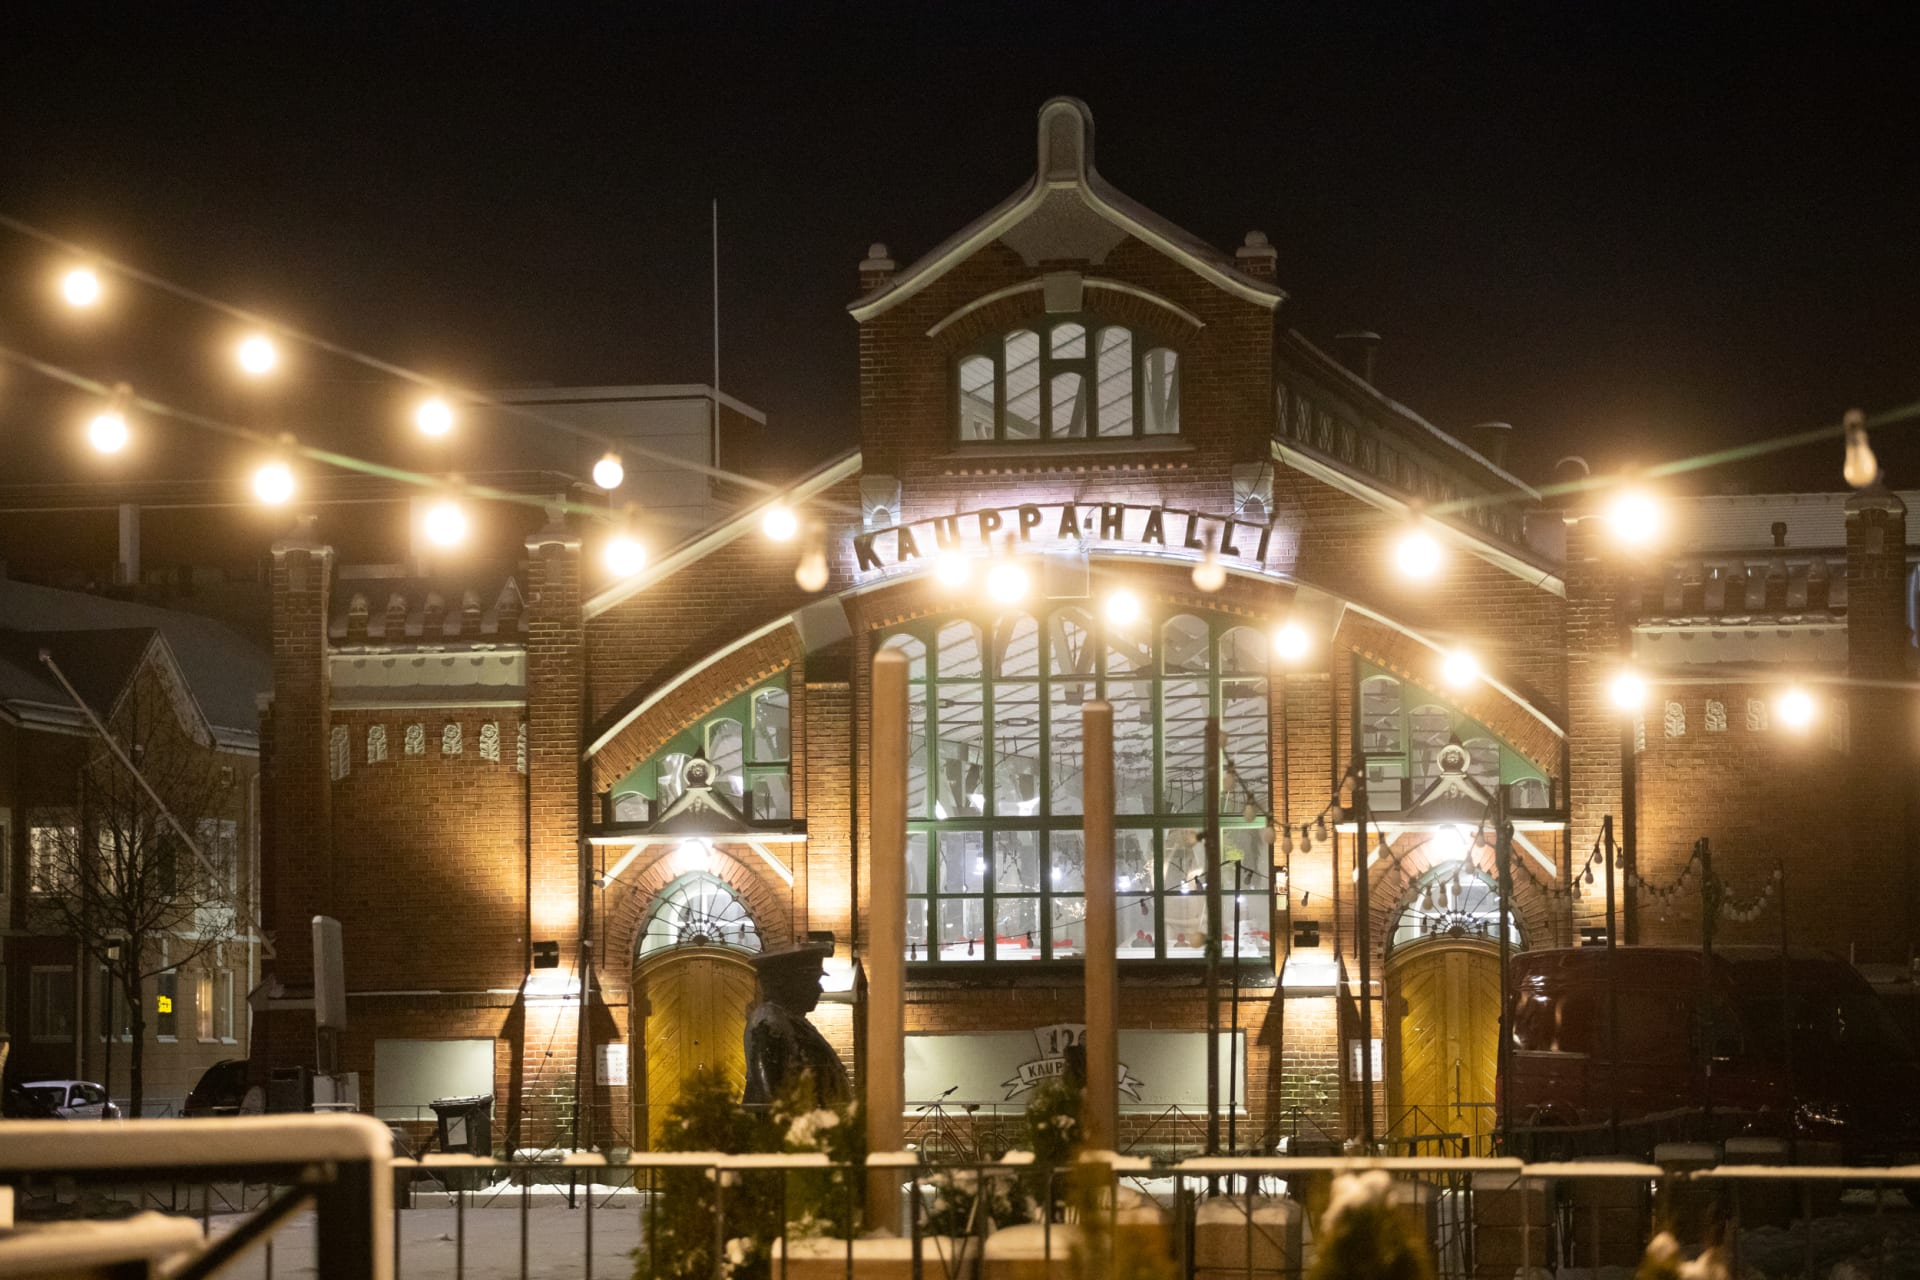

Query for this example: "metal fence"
[3,1121,1918,1280]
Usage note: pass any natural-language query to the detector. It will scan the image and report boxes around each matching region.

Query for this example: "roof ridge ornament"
[1037,96,1095,185]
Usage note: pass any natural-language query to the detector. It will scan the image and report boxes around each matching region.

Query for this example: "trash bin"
[430,1094,493,1157]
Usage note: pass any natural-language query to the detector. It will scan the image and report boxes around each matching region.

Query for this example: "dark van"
[1502,946,1920,1162]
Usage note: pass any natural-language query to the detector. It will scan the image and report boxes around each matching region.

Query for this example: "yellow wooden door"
[1386,942,1501,1151]
[636,949,756,1148]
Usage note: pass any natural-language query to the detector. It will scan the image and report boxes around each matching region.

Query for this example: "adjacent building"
[253,99,1919,1154]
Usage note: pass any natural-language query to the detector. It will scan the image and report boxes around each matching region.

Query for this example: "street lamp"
[1776,686,1816,730]
[1440,649,1480,689]
[1603,488,1664,548]
[1394,528,1443,581]
[102,940,122,1120]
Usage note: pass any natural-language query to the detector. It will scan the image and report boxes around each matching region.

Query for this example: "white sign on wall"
[597,1042,629,1087]
[905,1025,1244,1110]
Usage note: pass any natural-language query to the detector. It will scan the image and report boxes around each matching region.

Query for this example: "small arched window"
[955,316,1180,443]
[637,873,762,958]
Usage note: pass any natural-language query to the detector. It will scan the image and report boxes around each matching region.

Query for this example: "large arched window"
[955,316,1180,443]
[1388,867,1525,955]
[882,607,1272,964]
[636,873,763,958]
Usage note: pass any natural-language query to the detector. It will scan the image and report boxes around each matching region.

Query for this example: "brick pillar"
[1562,513,1631,937]
[259,517,333,1076]
[522,514,585,1150]
[1844,489,1913,962]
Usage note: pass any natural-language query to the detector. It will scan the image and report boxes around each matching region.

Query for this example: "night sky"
[3,4,1918,515]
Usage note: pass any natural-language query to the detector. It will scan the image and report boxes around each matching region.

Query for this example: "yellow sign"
[156,995,172,1014]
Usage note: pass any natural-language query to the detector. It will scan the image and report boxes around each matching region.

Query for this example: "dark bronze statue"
[742,941,851,1108]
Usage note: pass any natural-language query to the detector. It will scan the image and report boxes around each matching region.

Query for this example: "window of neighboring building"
[156,969,178,1040]
[1355,663,1550,812]
[196,968,215,1041]
[883,606,1273,963]
[27,815,75,895]
[30,966,75,1042]
[955,316,1180,443]
[608,676,792,826]
[96,963,132,1040]
[215,969,235,1042]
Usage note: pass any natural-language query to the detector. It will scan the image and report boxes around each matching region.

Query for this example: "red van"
[1502,946,1920,1162]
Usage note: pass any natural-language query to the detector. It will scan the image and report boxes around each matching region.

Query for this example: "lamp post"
[1601,815,1622,1149]
[102,940,121,1120]
[1354,767,1374,1149]
[1493,787,1513,1151]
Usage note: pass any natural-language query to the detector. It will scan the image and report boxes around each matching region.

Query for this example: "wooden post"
[1082,700,1118,1152]
[1204,719,1222,1156]
[866,647,908,1230]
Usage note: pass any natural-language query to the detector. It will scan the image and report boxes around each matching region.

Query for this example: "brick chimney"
[858,242,896,293]
[1235,230,1278,281]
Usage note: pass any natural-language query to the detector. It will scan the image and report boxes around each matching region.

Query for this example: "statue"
[742,941,851,1108]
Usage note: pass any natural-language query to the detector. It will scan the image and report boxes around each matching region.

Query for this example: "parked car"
[185,1059,259,1116]
[21,1079,121,1120]
[1502,946,1920,1162]
[3,1079,62,1119]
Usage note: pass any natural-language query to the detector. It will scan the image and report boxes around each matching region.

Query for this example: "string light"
[603,533,647,578]
[423,499,468,548]
[795,526,830,592]
[61,265,103,308]
[1604,488,1663,547]
[1440,649,1480,689]
[761,505,798,542]
[415,396,455,437]
[1104,588,1142,626]
[591,452,625,491]
[1842,408,1878,489]
[1394,527,1443,580]
[1608,670,1647,712]
[236,334,279,377]
[86,383,133,455]
[1272,620,1311,663]
[985,560,1030,604]
[933,550,972,588]
[1191,547,1226,592]
[252,460,296,506]
[1776,686,1816,730]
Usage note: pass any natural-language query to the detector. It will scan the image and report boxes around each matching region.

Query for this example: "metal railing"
[4,1123,1920,1280]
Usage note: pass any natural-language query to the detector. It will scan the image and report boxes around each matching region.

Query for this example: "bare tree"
[29,664,242,1117]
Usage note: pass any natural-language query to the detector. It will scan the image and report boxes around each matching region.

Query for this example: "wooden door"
[635,948,756,1148]
[1386,942,1502,1151]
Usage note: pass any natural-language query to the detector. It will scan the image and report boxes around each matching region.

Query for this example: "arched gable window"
[883,605,1273,964]
[955,315,1179,443]
[637,873,763,957]
[1355,662,1550,813]
[1388,866,1525,955]
[608,675,792,825]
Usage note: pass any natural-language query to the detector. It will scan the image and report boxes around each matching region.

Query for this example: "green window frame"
[608,675,792,825]
[882,606,1273,964]
[1355,661,1550,812]
[954,314,1180,444]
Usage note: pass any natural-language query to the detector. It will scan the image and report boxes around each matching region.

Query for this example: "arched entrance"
[630,873,763,1148]
[1383,866,1523,1154]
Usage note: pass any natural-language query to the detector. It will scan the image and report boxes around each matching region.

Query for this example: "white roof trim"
[583,451,862,619]
[1339,597,1567,744]
[585,614,797,761]
[850,98,1283,323]
[1276,442,1566,599]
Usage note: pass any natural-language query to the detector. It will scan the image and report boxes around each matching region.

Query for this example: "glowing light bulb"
[761,505,798,542]
[1272,621,1310,663]
[61,266,102,308]
[795,547,829,592]
[1608,670,1647,712]
[985,560,1029,604]
[1842,409,1878,489]
[1104,589,1142,626]
[1776,686,1816,730]
[416,396,455,437]
[1191,551,1227,592]
[1605,489,1662,547]
[603,534,647,578]
[933,551,972,588]
[236,334,278,377]
[1395,528,1442,580]
[423,500,467,548]
[253,461,295,505]
[1441,649,1480,689]
[591,452,625,490]
[88,410,129,454]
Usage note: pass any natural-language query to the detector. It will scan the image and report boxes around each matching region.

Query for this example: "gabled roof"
[849,98,1285,322]
[0,627,219,748]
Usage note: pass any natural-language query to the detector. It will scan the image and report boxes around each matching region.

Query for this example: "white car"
[23,1080,122,1120]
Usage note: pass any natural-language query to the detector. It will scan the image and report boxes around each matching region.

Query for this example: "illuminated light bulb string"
[1621,839,1785,927]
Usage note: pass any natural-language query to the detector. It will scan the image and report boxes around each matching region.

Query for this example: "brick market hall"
[253,100,1919,1155]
